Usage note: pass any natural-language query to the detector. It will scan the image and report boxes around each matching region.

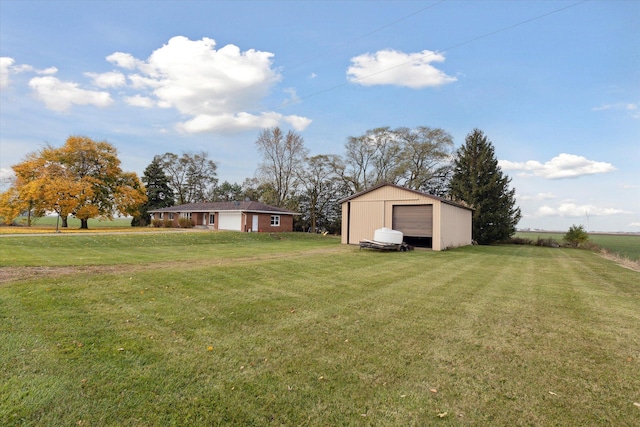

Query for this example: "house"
[339,183,473,250]
[149,201,297,232]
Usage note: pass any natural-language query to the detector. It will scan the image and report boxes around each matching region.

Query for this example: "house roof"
[338,182,474,211]
[148,201,299,215]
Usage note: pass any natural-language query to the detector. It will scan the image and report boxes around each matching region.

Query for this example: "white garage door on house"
[217,212,242,231]
[392,205,433,237]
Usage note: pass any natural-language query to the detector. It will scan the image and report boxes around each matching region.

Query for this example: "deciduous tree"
[341,126,454,195]
[449,129,521,244]
[395,126,454,196]
[160,151,218,205]
[0,187,27,225]
[342,131,378,193]
[255,127,308,208]
[10,136,147,229]
[297,154,344,232]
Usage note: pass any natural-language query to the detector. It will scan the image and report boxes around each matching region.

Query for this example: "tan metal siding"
[341,184,472,250]
[439,203,473,249]
[346,200,385,244]
[355,185,422,202]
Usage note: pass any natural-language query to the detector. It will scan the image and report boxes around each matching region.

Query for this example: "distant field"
[1,232,639,426]
[516,231,640,261]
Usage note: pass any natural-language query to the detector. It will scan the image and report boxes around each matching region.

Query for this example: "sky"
[1,0,638,232]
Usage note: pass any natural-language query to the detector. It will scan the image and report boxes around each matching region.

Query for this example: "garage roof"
[338,183,473,211]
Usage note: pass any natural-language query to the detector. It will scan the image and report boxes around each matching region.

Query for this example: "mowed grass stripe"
[1,236,639,425]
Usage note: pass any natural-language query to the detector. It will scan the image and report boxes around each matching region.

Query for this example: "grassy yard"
[1,233,639,426]
[3,216,135,232]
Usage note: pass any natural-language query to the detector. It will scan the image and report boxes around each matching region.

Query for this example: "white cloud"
[0,57,14,88]
[28,76,113,112]
[3,58,111,111]
[0,167,15,181]
[124,94,155,108]
[38,67,58,75]
[534,202,632,218]
[346,49,457,88]
[106,52,143,70]
[283,114,312,131]
[592,104,613,112]
[107,36,309,133]
[629,222,640,227]
[281,87,301,106]
[519,192,556,201]
[1,58,59,89]
[499,153,616,179]
[592,102,640,119]
[128,74,162,90]
[85,71,126,88]
[177,111,311,134]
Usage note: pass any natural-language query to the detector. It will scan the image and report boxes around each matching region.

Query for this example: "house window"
[209,214,215,225]
[181,212,191,220]
[159,213,163,220]
[169,213,174,220]
[270,215,280,226]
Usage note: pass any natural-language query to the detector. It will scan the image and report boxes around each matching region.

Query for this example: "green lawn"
[1,233,639,426]
[9,215,135,229]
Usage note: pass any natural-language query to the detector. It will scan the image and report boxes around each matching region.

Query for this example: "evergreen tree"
[133,156,174,226]
[449,129,521,244]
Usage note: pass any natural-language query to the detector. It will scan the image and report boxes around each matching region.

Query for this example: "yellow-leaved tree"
[0,187,27,225]
[7,136,147,229]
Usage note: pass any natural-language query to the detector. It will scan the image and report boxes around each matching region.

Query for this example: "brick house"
[149,201,297,232]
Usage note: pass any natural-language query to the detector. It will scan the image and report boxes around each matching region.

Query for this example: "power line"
[179,0,591,131]
[284,0,591,107]
[286,0,447,73]
[180,0,446,119]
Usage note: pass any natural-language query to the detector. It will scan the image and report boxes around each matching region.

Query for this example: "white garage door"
[217,212,242,231]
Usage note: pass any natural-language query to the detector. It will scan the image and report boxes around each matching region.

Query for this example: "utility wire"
[180,0,590,130]
[281,0,591,108]
[179,0,446,119]
[286,0,446,73]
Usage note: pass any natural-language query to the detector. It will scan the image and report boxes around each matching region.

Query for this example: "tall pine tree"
[132,156,175,226]
[449,129,521,244]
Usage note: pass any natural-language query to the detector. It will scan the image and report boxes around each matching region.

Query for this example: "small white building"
[339,183,473,251]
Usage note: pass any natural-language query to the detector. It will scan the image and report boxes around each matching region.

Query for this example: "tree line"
[1,127,521,243]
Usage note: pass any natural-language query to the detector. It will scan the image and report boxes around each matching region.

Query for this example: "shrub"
[163,219,173,228]
[506,236,533,245]
[535,237,559,248]
[151,219,164,228]
[580,240,601,252]
[178,218,195,228]
[563,224,589,248]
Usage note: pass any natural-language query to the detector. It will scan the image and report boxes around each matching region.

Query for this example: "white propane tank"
[373,227,403,244]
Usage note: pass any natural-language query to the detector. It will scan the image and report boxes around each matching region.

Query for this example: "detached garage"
[340,183,473,251]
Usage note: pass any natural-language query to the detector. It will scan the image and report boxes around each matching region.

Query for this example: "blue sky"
[1,0,638,232]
